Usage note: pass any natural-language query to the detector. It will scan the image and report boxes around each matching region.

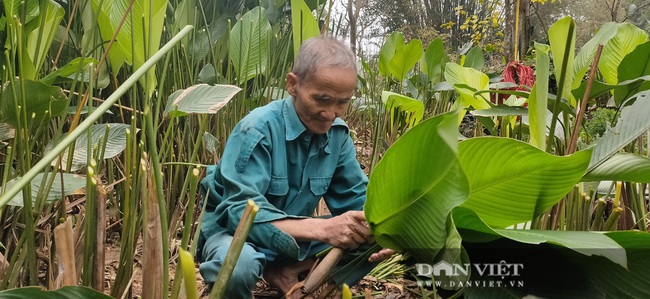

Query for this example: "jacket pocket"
[309,176,331,197]
[267,176,289,196]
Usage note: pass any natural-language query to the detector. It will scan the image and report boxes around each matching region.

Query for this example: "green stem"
[0,25,194,209]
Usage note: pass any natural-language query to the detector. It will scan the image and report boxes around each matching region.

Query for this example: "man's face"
[286,67,357,135]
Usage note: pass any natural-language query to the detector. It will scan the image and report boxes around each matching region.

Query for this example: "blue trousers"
[198,230,376,299]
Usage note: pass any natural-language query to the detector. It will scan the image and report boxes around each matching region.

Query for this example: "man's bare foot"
[263,259,315,299]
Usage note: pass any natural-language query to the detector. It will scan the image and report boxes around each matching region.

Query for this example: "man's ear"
[286,72,298,96]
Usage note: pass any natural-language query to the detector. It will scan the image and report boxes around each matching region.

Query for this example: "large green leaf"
[444,63,491,123]
[365,111,470,261]
[0,286,112,298]
[230,7,272,82]
[46,124,135,172]
[40,57,108,88]
[24,0,64,80]
[614,41,650,105]
[599,23,648,85]
[378,32,404,78]
[0,79,69,128]
[1,173,86,207]
[458,137,592,228]
[387,39,423,81]
[453,207,627,268]
[548,16,576,106]
[571,22,618,91]
[572,75,650,105]
[91,0,166,97]
[420,38,449,85]
[290,0,320,59]
[462,46,484,70]
[164,84,242,117]
[3,0,40,25]
[582,153,650,183]
[587,90,650,173]
[528,43,551,150]
[381,91,424,128]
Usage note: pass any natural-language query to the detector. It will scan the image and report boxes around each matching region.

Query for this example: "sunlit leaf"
[420,38,449,84]
[571,22,618,90]
[165,84,242,117]
[230,7,272,82]
[46,124,135,172]
[291,0,320,59]
[583,153,650,183]
[528,43,550,150]
[458,137,592,228]
[463,46,484,70]
[548,16,576,106]
[444,63,491,123]
[598,23,648,85]
[378,32,404,78]
[470,105,527,117]
[381,91,424,127]
[387,39,423,81]
[1,173,86,207]
[587,90,650,173]
[366,111,469,261]
[0,79,69,128]
[615,41,650,105]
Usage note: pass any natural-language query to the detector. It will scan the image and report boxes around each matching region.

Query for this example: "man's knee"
[199,232,265,297]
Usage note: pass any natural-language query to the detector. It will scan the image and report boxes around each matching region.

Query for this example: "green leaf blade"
[365,111,469,261]
[458,138,591,228]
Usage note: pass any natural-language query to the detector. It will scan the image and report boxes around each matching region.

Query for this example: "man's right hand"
[318,210,371,249]
[272,210,373,249]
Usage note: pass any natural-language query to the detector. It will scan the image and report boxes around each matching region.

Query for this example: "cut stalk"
[53,217,77,287]
[141,156,164,299]
[603,207,623,231]
[590,199,607,231]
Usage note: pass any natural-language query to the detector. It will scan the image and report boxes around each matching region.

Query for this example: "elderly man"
[198,36,390,298]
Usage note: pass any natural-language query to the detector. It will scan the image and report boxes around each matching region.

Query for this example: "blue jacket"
[199,97,367,260]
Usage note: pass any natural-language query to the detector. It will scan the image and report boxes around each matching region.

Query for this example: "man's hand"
[272,210,372,249]
[319,210,372,249]
[368,248,396,263]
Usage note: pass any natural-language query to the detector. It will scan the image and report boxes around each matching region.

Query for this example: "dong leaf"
[444,63,491,123]
[420,38,449,84]
[365,111,470,261]
[463,46,485,70]
[549,16,576,107]
[587,90,650,172]
[1,173,85,207]
[572,22,618,91]
[165,84,242,117]
[458,137,592,228]
[0,79,69,128]
[381,91,424,127]
[599,23,648,86]
[582,153,650,183]
[290,0,320,59]
[378,32,404,78]
[615,41,650,104]
[453,207,627,268]
[528,43,550,150]
[387,39,423,81]
[230,7,272,82]
[46,124,135,172]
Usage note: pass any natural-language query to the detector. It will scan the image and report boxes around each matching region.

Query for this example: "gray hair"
[292,36,357,83]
